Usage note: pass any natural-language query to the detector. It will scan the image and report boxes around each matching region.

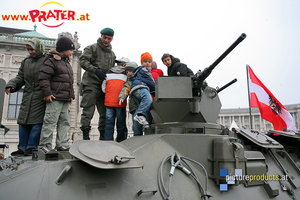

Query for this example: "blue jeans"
[132,109,154,136]
[132,88,153,136]
[18,124,42,152]
[132,88,152,117]
[104,107,128,142]
[132,109,143,136]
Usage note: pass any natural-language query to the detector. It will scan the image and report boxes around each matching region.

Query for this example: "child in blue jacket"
[130,52,155,126]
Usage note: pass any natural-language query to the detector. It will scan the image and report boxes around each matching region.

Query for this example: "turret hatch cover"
[235,128,283,149]
[70,140,144,169]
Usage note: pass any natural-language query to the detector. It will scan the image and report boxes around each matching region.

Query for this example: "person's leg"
[17,124,30,152]
[80,87,97,139]
[26,124,42,149]
[11,125,30,155]
[38,101,62,149]
[132,110,143,136]
[96,94,106,140]
[104,107,116,141]
[23,124,43,156]
[135,88,152,116]
[115,107,128,142]
[132,89,152,125]
[56,101,70,149]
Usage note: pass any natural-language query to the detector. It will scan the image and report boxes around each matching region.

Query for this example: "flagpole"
[246,64,253,129]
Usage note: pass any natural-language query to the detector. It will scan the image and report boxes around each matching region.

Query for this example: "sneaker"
[134,115,149,126]
[24,148,34,156]
[11,149,24,156]
[40,146,52,153]
[143,124,150,130]
[56,146,70,151]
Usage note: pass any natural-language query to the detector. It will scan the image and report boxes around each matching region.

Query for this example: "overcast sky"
[1,0,300,109]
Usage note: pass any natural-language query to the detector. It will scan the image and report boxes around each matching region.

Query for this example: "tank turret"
[150,34,246,134]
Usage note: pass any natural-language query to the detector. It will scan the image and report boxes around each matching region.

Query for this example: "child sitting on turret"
[161,53,194,77]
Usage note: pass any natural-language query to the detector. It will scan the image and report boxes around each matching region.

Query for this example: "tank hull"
[1,133,299,199]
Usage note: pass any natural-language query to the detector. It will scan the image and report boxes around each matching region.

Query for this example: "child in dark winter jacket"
[38,36,75,152]
[130,52,155,131]
[161,53,194,77]
[102,57,129,142]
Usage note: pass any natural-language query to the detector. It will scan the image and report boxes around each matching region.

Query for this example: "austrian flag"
[247,65,296,132]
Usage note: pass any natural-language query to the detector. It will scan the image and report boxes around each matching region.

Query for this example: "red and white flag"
[247,65,296,132]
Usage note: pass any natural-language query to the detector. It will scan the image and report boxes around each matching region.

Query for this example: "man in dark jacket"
[6,38,46,156]
[79,27,116,140]
[161,53,194,77]
[38,36,75,152]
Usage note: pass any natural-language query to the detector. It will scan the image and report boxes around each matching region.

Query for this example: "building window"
[7,89,23,119]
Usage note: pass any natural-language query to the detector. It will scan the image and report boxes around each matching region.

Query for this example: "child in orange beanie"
[129,52,155,135]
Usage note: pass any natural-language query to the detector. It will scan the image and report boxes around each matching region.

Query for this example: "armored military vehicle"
[1,33,300,200]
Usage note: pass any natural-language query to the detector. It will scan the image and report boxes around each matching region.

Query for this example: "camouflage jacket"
[80,38,116,90]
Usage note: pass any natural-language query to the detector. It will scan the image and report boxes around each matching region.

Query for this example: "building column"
[259,116,262,131]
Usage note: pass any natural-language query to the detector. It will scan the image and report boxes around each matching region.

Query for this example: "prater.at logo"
[28,2,90,28]
[1,2,90,28]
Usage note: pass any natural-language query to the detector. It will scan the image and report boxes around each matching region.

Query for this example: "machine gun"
[151,33,247,125]
[217,78,237,93]
[193,33,247,86]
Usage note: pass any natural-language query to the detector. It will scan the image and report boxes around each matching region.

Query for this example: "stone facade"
[218,104,300,131]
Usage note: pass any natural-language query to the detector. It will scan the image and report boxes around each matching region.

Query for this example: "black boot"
[99,130,105,140]
[83,130,90,140]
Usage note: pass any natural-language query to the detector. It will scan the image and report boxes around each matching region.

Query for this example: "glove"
[95,69,106,81]
[125,85,130,97]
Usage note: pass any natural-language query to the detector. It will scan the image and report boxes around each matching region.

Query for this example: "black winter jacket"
[38,50,75,102]
[168,55,194,77]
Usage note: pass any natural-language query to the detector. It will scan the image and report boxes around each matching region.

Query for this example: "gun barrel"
[195,33,247,83]
[210,33,246,71]
[217,78,237,93]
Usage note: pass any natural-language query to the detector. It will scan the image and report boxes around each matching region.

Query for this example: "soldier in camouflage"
[79,28,116,140]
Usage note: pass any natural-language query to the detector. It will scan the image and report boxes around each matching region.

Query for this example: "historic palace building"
[218,104,300,131]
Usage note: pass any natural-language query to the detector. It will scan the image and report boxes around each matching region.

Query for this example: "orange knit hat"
[141,52,153,64]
